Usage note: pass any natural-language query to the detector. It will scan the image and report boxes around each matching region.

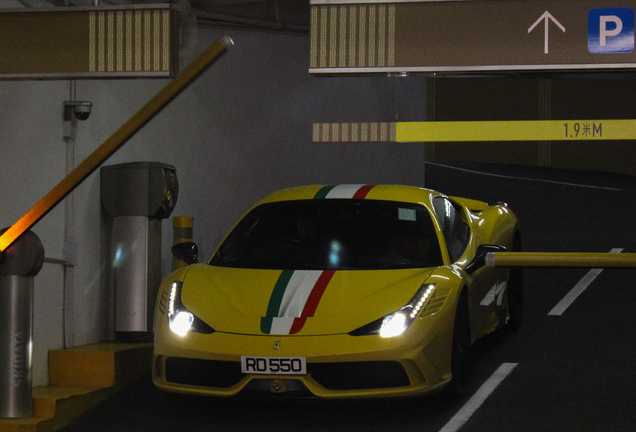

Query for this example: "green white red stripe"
[259,185,374,335]
[261,270,335,335]
[313,184,375,199]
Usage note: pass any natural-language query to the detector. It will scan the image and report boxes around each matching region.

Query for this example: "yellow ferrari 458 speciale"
[153,184,522,398]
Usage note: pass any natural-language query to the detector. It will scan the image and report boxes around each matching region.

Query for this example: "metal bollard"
[172,216,194,270]
[0,275,34,418]
[0,230,44,418]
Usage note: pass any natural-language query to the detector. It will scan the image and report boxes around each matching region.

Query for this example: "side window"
[433,197,470,262]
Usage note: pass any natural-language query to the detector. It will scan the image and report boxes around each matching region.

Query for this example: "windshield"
[210,199,443,270]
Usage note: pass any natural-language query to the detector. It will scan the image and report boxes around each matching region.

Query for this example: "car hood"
[179,264,436,336]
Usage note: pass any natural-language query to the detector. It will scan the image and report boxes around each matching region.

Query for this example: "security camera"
[63,101,93,121]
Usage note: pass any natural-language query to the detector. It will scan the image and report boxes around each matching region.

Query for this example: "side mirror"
[172,242,199,265]
[465,244,507,274]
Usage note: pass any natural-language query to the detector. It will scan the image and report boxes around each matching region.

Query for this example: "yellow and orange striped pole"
[0,36,233,255]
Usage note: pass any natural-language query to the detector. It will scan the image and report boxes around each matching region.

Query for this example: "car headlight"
[167,281,214,336]
[349,283,437,337]
[380,283,436,338]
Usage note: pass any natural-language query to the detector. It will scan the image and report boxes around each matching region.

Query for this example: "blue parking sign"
[589,8,635,53]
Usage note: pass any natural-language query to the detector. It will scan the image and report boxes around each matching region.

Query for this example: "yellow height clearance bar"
[0,36,233,254]
[312,120,636,142]
[397,120,636,142]
[486,252,636,268]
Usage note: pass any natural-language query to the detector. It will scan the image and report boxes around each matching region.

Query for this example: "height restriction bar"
[312,120,636,143]
[397,120,636,142]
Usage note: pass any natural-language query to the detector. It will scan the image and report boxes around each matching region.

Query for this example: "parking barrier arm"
[486,252,636,268]
[0,36,233,256]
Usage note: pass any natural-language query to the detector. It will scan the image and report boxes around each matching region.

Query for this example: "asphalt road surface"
[60,163,636,432]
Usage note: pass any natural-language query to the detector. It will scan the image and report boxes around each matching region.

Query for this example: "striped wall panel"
[313,122,397,143]
[89,9,173,74]
[310,4,396,69]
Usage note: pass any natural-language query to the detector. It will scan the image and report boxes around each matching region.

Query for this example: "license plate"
[241,356,307,375]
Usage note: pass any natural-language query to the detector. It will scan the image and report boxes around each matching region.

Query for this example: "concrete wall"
[0,26,428,386]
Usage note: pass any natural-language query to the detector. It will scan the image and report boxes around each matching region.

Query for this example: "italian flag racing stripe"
[264,269,294,321]
[313,184,375,199]
[261,270,335,335]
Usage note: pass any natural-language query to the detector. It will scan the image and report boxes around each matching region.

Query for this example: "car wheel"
[447,295,471,398]
[507,237,523,330]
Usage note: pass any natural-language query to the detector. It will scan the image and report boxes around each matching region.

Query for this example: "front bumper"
[153,316,454,399]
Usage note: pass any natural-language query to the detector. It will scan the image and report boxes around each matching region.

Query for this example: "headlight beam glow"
[169,311,194,337]
[380,283,436,338]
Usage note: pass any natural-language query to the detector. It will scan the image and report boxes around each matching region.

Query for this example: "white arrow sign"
[528,11,566,54]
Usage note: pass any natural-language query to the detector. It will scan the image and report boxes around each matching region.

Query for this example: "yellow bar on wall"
[313,120,636,143]
[396,120,636,142]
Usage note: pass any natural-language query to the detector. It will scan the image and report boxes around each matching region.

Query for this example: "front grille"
[308,361,410,390]
[165,357,243,388]
[164,357,410,392]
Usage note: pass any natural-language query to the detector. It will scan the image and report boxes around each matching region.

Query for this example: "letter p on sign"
[589,8,635,53]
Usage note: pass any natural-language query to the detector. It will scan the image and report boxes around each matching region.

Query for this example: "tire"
[446,294,472,398]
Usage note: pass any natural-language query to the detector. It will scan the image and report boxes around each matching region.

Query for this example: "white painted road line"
[548,248,624,316]
[439,363,518,432]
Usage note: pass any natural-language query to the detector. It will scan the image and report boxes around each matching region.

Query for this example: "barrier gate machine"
[101,162,178,342]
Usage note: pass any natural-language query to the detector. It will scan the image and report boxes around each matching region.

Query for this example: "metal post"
[0,275,34,418]
[0,230,44,418]
[172,216,194,270]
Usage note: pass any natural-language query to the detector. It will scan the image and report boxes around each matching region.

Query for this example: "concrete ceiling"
[29,0,310,33]
[191,0,310,33]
